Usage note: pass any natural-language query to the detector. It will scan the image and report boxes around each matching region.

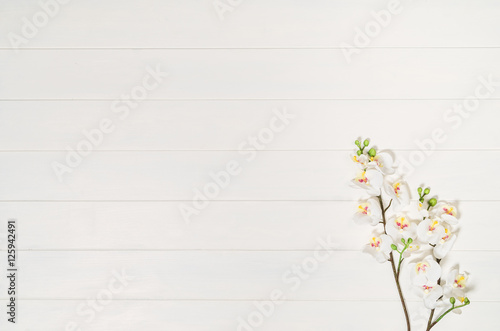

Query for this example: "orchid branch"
[384,199,393,213]
[377,195,411,331]
[393,238,411,277]
[426,258,442,331]
[428,297,471,330]
[351,138,471,331]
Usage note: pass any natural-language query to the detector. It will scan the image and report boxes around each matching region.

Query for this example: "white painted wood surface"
[0,1,499,330]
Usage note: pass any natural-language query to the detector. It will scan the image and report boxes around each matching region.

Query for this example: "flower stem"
[427,302,469,330]
[397,246,406,278]
[377,195,411,331]
[426,259,442,331]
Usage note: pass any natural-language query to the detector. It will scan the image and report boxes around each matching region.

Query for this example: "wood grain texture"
[1,49,500,99]
[1,300,497,331]
[1,0,499,48]
[0,251,496,301]
[0,201,495,250]
[0,100,498,151]
[0,151,498,200]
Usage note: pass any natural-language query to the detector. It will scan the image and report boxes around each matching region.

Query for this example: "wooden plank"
[0,251,495,301]
[1,0,499,48]
[0,151,497,200]
[0,201,494,250]
[1,300,495,330]
[0,100,498,151]
[2,49,500,99]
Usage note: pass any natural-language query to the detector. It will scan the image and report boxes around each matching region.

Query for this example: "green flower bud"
[391,244,398,250]
[464,297,470,305]
[363,139,369,146]
[428,198,437,207]
[401,238,406,244]
[407,238,413,244]
[419,197,424,203]
[357,150,362,156]
[450,297,456,304]
[417,187,422,194]
[424,188,430,195]
[355,140,361,147]
[368,148,376,157]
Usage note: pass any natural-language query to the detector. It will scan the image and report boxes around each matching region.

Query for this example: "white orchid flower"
[410,257,442,286]
[416,284,444,309]
[353,198,382,226]
[406,200,429,220]
[443,268,470,315]
[431,202,459,225]
[352,169,383,196]
[367,152,395,175]
[443,268,469,301]
[433,225,457,259]
[351,153,369,169]
[384,179,410,210]
[386,213,417,242]
[417,218,446,245]
[363,234,393,263]
[402,240,426,258]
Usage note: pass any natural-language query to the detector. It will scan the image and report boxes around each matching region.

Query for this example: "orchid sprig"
[391,237,413,276]
[429,297,471,329]
[350,138,471,331]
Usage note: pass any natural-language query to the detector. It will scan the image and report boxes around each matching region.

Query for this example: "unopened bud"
[407,238,413,244]
[368,148,376,157]
[357,150,362,156]
[391,244,398,250]
[450,297,456,304]
[417,187,422,194]
[424,188,430,195]
[464,297,470,305]
[363,139,369,147]
[428,198,437,207]
[401,238,406,244]
[355,140,361,147]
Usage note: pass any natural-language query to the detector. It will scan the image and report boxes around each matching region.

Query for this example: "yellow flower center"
[442,205,457,217]
[373,155,383,168]
[440,228,450,243]
[358,203,370,215]
[356,171,369,184]
[454,275,467,289]
[422,285,433,294]
[370,237,381,251]
[395,216,409,232]
[428,220,439,235]
[416,262,430,273]
[393,182,401,196]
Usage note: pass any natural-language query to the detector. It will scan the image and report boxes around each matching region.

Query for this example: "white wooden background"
[1,0,500,330]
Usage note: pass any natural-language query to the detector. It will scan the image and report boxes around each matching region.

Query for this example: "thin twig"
[384,198,393,213]
[426,259,443,330]
[377,195,411,331]
[428,302,469,330]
